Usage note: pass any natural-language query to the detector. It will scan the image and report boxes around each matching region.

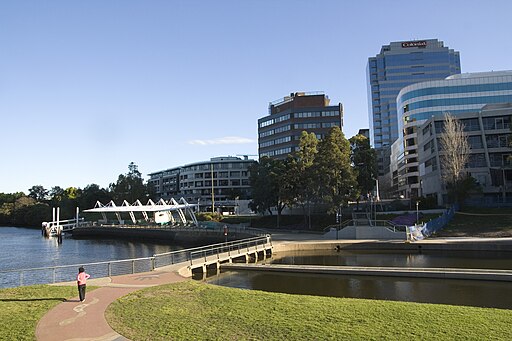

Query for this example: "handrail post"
[108,262,112,277]
[132,260,135,274]
[53,268,56,284]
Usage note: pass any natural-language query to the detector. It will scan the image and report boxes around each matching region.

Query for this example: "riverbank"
[4,235,511,340]
[106,280,512,340]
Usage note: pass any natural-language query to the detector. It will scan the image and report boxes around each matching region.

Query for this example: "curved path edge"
[36,268,187,341]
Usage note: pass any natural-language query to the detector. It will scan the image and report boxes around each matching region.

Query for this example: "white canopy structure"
[83,198,198,226]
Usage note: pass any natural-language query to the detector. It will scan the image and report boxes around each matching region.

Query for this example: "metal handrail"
[323,220,408,233]
[189,237,269,266]
[0,234,270,289]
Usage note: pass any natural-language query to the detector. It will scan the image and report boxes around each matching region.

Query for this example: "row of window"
[404,94,512,112]
[181,179,251,188]
[259,111,341,128]
[432,116,511,133]
[259,136,292,148]
[176,162,252,172]
[259,122,340,138]
[191,171,249,179]
[260,147,293,158]
[400,82,512,103]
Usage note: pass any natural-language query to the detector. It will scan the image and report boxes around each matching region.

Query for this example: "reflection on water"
[0,227,178,271]
[272,249,512,270]
[207,249,512,309]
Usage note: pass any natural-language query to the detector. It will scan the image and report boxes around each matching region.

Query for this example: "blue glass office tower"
[367,39,460,175]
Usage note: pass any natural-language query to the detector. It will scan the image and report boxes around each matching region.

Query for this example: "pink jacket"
[77,272,90,285]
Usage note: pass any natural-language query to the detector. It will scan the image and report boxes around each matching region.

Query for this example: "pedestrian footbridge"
[184,235,273,277]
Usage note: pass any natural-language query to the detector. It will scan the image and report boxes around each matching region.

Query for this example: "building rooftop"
[446,70,512,80]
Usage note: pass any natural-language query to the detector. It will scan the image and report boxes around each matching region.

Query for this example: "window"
[274,125,291,134]
[259,130,274,138]
[467,154,486,168]
[259,119,274,128]
[468,135,483,149]
[275,114,290,123]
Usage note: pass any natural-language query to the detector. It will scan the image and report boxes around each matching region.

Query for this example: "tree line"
[0,162,154,227]
[248,127,377,227]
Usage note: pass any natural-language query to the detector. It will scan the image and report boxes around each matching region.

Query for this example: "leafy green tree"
[49,186,65,204]
[350,134,377,197]
[287,131,318,228]
[314,127,357,213]
[28,185,48,202]
[248,157,287,224]
[79,184,112,209]
[110,162,151,203]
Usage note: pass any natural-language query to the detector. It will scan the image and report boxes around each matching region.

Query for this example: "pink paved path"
[36,270,186,341]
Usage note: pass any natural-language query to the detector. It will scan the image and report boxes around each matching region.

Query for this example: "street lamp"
[416,200,419,224]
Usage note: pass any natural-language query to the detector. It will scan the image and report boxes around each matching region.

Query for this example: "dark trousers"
[78,284,86,301]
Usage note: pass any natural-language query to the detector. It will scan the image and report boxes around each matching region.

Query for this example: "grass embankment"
[0,285,79,341]
[106,280,512,340]
[437,207,512,238]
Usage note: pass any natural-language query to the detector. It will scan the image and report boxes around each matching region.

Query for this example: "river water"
[2,227,511,309]
[207,250,512,309]
[0,226,177,271]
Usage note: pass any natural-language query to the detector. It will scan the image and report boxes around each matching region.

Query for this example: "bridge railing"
[188,236,270,267]
[0,235,272,289]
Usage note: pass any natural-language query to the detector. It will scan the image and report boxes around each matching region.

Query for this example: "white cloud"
[188,136,255,146]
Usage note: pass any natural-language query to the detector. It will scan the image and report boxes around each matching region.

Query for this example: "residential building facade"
[367,39,460,176]
[394,71,512,199]
[148,156,256,214]
[258,92,343,160]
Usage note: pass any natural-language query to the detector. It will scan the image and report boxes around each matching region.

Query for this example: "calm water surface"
[208,250,512,309]
[0,226,178,271]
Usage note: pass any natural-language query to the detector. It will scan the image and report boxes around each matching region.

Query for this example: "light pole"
[416,200,419,224]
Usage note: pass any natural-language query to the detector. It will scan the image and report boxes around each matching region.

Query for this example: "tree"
[248,157,287,224]
[110,162,151,203]
[287,131,319,228]
[28,185,48,202]
[350,134,377,198]
[439,112,473,204]
[49,186,65,204]
[79,184,112,209]
[314,127,357,213]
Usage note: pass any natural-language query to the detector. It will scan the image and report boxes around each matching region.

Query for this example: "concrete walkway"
[36,267,187,341]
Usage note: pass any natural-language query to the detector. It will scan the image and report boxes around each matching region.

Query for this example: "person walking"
[77,267,90,302]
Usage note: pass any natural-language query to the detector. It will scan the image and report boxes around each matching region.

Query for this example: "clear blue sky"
[1,0,511,194]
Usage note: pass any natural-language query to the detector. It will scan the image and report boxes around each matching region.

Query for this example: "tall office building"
[367,39,460,175]
[258,92,343,160]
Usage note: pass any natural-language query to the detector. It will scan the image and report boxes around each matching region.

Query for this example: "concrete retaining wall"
[273,240,512,253]
[71,227,255,247]
[323,226,406,240]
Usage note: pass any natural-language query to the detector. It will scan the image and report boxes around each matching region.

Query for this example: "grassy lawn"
[106,280,512,341]
[0,285,80,341]
[436,207,512,238]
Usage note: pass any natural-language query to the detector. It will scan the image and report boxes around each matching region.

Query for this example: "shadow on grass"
[0,297,68,302]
